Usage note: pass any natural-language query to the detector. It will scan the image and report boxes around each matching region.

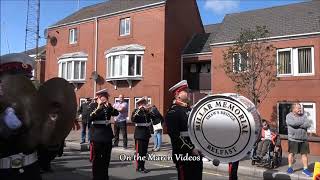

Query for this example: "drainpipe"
[93,17,98,97]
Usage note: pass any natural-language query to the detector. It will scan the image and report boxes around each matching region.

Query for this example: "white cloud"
[204,0,240,14]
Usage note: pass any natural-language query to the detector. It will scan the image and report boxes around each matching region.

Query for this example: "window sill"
[280,134,320,142]
[277,73,315,78]
[67,80,86,83]
[106,76,142,81]
[106,76,142,89]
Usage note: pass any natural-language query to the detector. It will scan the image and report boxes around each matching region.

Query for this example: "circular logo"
[188,94,260,163]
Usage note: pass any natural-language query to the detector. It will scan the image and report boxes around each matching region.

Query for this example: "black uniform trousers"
[113,121,128,148]
[135,139,149,170]
[176,160,203,180]
[228,161,239,180]
[92,142,112,180]
[0,161,42,180]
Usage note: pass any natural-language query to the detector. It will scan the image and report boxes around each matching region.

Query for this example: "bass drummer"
[165,80,203,180]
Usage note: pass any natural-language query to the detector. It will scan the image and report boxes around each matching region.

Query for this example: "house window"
[233,53,248,72]
[106,53,143,79]
[69,28,78,44]
[278,102,316,135]
[134,97,152,109]
[120,18,130,36]
[277,47,314,76]
[58,58,86,82]
[114,97,130,120]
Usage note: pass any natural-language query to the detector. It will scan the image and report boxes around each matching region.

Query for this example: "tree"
[222,26,278,106]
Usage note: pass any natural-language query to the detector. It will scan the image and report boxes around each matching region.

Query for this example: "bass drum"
[188,93,261,163]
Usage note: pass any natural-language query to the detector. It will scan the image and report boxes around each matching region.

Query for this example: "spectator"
[149,104,164,152]
[256,119,279,161]
[113,94,128,149]
[78,97,92,144]
[286,103,313,177]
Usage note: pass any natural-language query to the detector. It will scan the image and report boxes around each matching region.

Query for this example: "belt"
[180,131,189,137]
[0,152,37,169]
[135,122,151,127]
[92,120,111,126]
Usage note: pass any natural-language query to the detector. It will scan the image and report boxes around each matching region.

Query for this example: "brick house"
[183,1,320,155]
[24,45,46,84]
[45,0,204,132]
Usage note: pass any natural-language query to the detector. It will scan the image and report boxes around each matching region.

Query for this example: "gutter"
[210,32,320,47]
[182,52,212,58]
[48,1,166,30]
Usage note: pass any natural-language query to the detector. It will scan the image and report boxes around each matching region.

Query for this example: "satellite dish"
[50,36,58,47]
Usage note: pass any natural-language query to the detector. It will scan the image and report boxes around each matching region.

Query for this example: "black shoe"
[80,141,85,144]
[137,168,149,173]
[113,144,119,147]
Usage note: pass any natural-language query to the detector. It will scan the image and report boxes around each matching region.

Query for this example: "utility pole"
[24,0,40,55]
[24,0,40,80]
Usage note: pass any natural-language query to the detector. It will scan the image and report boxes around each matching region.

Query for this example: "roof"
[183,24,221,54]
[211,1,320,44]
[24,45,46,55]
[51,0,165,28]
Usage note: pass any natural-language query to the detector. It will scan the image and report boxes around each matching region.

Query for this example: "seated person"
[256,120,279,160]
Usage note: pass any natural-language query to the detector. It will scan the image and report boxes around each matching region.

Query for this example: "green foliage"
[222,26,278,106]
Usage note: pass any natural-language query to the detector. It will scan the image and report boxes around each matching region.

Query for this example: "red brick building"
[45,0,203,131]
[183,1,320,155]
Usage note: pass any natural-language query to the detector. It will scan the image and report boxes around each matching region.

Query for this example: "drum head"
[188,93,261,163]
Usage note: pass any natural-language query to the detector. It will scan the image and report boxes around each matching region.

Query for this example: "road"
[42,148,260,180]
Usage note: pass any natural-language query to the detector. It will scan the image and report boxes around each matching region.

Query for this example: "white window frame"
[134,97,152,109]
[69,28,77,44]
[120,17,130,36]
[58,57,87,82]
[114,97,130,121]
[277,102,317,134]
[277,47,314,77]
[106,51,143,79]
[232,53,248,72]
[300,102,316,133]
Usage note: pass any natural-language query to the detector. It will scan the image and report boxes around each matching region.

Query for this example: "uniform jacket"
[165,103,195,162]
[131,108,151,141]
[88,103,118,143]
[78,101,91,123]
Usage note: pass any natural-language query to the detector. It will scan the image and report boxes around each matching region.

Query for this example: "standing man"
[0,53,42,180]
[165,80,203,180]
[286,103,313,177]
[89,89,119,180]
[131,97,151,173]
[112,94,128,149]
[78,97,92,144]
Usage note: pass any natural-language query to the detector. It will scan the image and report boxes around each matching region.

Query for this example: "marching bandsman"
[0,53,42,180]
[89,89,118,180]
[131,97,151,173]
[165,80,203,180]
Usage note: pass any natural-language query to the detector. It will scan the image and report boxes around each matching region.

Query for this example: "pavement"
[65,128,319,180]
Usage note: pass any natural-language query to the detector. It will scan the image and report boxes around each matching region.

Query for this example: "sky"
[0,0,305,55]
